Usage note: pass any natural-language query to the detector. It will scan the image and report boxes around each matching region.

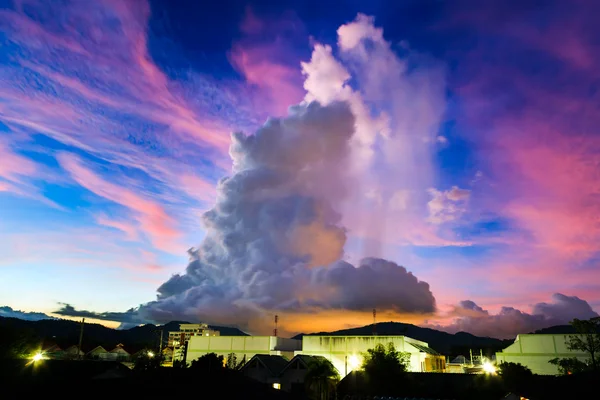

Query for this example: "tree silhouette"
[498,361,533,394]
[361,343,410,395]
[549,357,588,375]
[305,358,340,400]
[189,353,224,372]
[566,317,600,370]
[226,352,246,370]
[0,325,39,359]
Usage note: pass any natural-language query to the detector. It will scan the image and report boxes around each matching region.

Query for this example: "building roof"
[87,346,108,354]
[279,354,326,375]
[241,354,289,376]
[408,342,440,355]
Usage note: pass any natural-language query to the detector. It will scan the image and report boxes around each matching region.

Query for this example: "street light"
[147,351,154,358]
[482,362,496,374]
[32,352,43,362]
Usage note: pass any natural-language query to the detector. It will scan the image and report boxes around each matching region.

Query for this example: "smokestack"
[373,309,377,336]
[273,315,279,337]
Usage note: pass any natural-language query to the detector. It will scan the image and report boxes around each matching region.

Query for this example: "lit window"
[272,383,281,390]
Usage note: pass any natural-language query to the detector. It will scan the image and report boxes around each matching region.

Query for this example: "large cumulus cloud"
[54,13,447,333]
[428,293,599,339]
[130,101,436,330]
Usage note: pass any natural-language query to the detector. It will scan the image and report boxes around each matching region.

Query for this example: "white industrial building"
[496,333,590,375]
[185,335,301,365]
[299,335,446,377]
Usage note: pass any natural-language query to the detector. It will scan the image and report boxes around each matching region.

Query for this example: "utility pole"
[77,318,85,360]
[159,329,164,353]
[469,349,473,366]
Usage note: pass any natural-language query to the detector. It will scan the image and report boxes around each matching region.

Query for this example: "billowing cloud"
[0,306,53,321]
[429,293,599,339]
[128,101,436,332]
[50,13,453,334]
[532,293,599,322]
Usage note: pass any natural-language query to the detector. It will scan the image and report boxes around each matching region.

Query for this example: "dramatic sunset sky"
[1,0,599,338]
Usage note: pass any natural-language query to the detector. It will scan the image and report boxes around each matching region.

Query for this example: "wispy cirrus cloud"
[57,153,181,254]
[229,8,306,117]
[441,0,600,307]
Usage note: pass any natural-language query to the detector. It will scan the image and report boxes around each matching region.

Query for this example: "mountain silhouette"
[293,321,513,356]
[0,316,247,353]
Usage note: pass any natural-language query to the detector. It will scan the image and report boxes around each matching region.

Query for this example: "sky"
[0,0,599,339]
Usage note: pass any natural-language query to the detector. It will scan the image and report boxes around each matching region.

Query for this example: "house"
[42,344,64,360]
[240,354,289,389]
[63,345,84,359]
[87,346,110,360]
[279,354,326,394]
[108,343,130,361]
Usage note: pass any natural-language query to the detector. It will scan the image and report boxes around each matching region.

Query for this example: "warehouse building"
[185,335,301,365]
[299,335,446,377]
[496,333,590,375]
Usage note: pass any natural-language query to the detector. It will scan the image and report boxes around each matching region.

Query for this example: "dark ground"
[0,359,292,400]
[338,370,600,400]
[2,358,598,400]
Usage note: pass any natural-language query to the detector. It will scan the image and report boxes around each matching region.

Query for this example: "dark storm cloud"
[0,306,53,321]
[54,303,142,328]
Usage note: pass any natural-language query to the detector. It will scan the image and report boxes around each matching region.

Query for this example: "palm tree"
[305,357,340,400]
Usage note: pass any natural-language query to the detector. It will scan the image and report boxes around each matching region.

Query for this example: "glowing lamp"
[272,383,281,390]
[348,355,360,369]
[482,362,496,374]
[32,353,43,362]
[147,351,154,358]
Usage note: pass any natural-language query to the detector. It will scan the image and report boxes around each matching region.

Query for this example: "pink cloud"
[0,140,36,182]
[228,9,306,116]
[0,0,236,204]
[94,214,139,241]
[439,1,600,310]
[58,153,181,254]
[178,174,217,204]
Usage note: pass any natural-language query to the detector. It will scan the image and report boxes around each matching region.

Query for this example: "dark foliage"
[305,357,339,400]
[359,343,410,396]
[498,361,533,395]
[189,352,224,372]
[0,323,40,359]
[566,317,600,370]
[134,351,164,371]
[549,357,588,375]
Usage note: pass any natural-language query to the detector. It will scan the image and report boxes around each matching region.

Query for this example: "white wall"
[300,336,431,377]
[496,334,590,375]
[186,336,301,364]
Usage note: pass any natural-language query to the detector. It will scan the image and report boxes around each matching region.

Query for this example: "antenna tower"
[273,314,279,337]
[372,309,377,336]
